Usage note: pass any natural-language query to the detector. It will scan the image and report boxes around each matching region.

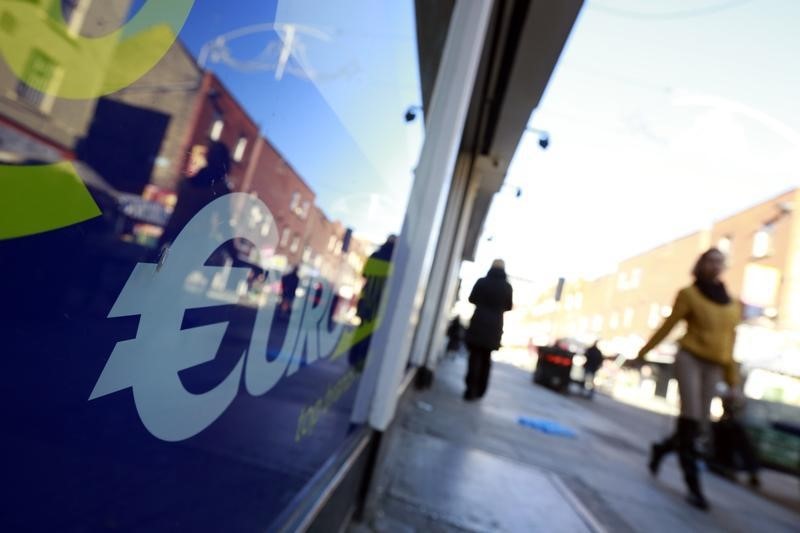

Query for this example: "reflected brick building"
[77,42,203,194]
[243,137,315,267]
[182,72,260,192]
[0,1,380,288]
[0,0,130,162]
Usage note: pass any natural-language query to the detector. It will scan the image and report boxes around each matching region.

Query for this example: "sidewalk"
[351,355,800,532]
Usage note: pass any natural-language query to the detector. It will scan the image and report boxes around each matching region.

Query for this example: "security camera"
[526,126,550,149]
[405,105,422,123]
[538,134,549,150]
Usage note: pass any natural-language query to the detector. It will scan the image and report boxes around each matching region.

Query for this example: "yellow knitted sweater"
[639,285,741,385]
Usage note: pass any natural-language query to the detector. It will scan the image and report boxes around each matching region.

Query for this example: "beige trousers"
[674,349,723,421]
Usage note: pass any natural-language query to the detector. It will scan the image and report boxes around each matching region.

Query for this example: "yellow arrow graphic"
[0,162,101,240]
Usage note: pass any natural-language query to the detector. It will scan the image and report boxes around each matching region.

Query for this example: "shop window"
[16,49,60,112]
[0,1,434,527]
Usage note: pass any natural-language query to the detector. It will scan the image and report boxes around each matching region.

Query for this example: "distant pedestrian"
[582,341,603,398]
[445,316,464,358]
[463,259,513,401]
[637,248,742,510]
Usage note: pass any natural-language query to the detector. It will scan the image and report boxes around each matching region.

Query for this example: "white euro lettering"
[90,193,277,441]
[287,279,345,375]
[244,269,297,396]
[90,193,346,442]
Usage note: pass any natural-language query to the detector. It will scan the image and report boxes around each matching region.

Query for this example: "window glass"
[0,0,423,530]
[718,235,732,256]
[752,225,773,258]
[233,136,248,162]
[17,49,58,111]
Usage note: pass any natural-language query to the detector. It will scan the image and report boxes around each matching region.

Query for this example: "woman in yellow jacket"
[637,248,741,510]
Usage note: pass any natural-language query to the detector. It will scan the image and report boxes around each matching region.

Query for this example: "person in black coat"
[464,259,513,400]
[280,265,300,314]
[582,341,603,398]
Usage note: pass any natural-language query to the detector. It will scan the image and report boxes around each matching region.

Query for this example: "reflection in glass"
[0,0,423,529]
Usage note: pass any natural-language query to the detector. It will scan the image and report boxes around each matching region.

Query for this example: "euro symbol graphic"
[89,193,278,442]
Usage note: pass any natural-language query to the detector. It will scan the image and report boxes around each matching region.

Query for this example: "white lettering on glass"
[89,193,343,441]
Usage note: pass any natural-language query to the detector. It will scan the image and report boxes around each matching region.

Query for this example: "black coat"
[465,268,513,350]
[584,345,603,373]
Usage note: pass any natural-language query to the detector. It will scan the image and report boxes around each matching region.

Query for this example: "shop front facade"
[0,1,581,530]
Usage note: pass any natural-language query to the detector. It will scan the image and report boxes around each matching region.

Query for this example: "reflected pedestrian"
[637,248,742,510]
[159,141,232,251]
[350,235,396,368]
[280,265,300,314]
[463,259,513,401]
[445,316,464,358]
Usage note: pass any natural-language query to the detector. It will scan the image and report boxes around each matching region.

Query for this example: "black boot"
[649,432,677,476]
[677,417,709,511]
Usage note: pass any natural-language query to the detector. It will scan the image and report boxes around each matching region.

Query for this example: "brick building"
[527,189,800,366]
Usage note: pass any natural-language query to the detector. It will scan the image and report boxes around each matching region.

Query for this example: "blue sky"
[149,0,423,244]
[470,0,800,288]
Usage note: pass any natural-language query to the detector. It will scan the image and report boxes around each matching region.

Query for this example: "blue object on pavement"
[517,416,577,438]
